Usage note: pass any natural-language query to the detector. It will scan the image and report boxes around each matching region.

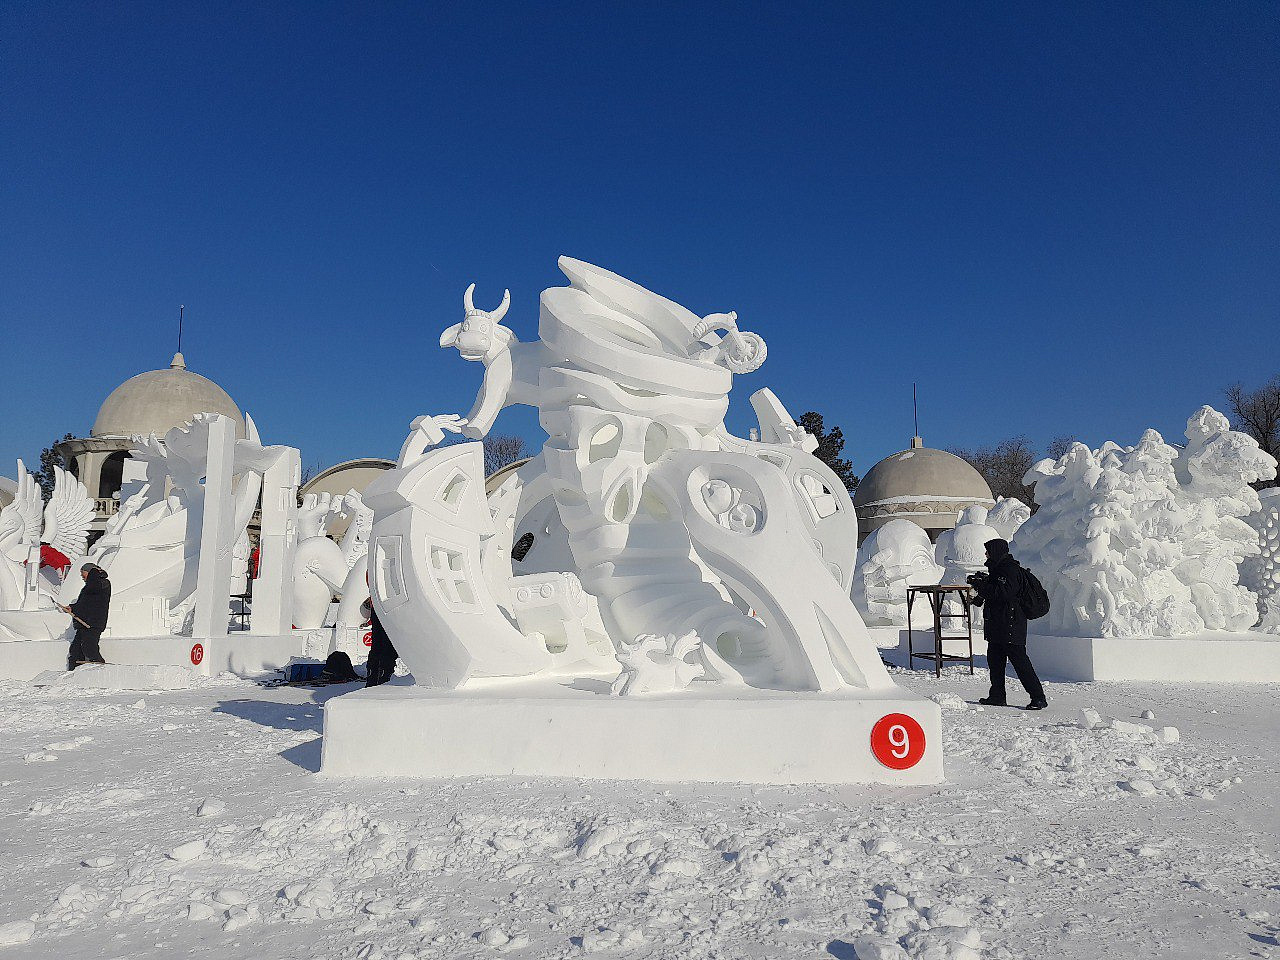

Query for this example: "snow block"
[0,632,312,681]
[31,663,193,690]
[320,680,944,786]
[1026,632,1280,683]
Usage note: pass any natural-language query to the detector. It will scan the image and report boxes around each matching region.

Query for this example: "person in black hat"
[968,538,1047,710]
[58,563,111,670]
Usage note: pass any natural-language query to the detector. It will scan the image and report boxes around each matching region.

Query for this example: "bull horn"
[463,282,476,314]
[491,289,511,321]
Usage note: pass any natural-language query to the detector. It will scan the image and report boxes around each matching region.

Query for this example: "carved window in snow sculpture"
[796,472,839,520]
[373,535,407,609]
[701,479,765,534]
[438,471,469,510]
[429,542,478,611]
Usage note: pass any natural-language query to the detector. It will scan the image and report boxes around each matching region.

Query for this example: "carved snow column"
[191,415,238,642]
[21,545,43,611]
[253,447,301,635]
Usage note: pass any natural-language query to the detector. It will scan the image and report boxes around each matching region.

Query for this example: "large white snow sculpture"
[369,257,892,693]
[1011,407,1278,638]
[851,519,943,626]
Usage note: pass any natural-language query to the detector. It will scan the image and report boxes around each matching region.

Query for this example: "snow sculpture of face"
[853,519,942,626]
[946,523,1000,572]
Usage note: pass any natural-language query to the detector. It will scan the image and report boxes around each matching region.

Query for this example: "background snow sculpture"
[291,491,372,631]
[852,519,943,626]
[986,496,1031,542]
[0,461,94,612]
[1240,488,1280,633]
[1012,407,1278,638]
[75,413,296,636]
[377,257,895,693]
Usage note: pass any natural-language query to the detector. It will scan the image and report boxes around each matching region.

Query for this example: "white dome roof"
[91,353,245,440]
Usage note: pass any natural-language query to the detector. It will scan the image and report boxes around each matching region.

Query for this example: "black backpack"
[320,651,359,683]
[1019,567,1051,620]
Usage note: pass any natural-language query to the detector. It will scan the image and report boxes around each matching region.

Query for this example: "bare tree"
[299,460,325,486]
[1225,376,1280,488]
[948,436,1038,504]
[1045,435,1078,461]
[483,434,528,476]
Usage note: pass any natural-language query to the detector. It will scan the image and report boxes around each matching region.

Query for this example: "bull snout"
[455,329,492,360]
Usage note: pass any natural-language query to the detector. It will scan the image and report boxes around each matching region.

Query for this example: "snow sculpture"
[370,257,892,693]
[77,413,297,636]
[986,496,1031,542]
[1240,489,1280,632]
[291,492,373,630]
[852,519,943,626]
[0,462,94,611]
[610,630,704,696]
[1012,407,1278,638]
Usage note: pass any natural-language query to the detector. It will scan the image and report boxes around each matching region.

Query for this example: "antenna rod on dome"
[911,382,923,449]
[177,304,185,355]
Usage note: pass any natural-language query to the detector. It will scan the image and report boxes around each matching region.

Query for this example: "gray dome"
[92,353,246,440]
[854,443,993,537]
[855,446,993,508]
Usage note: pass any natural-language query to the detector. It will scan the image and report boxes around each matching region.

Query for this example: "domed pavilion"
[54,352,246,532]
[853,436,994,544]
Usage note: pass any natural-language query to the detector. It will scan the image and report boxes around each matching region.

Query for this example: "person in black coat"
[968,538,1047,710]
[364,600,399,688]
[59,563,111,670]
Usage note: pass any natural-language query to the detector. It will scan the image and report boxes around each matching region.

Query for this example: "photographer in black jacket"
[968,539,1047,710]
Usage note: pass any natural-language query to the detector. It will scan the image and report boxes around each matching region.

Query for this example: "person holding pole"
[58,563,111,670]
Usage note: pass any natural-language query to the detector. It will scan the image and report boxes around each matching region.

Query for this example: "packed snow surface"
[0,669,1276,959]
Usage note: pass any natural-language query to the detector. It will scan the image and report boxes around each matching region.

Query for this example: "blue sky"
[2,1,1276,479]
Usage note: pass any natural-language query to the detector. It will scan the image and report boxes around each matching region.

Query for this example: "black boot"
[978,696,1007,706]
[1025,698,1048,710]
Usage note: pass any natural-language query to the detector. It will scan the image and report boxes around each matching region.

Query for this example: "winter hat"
[983,538,1011,561]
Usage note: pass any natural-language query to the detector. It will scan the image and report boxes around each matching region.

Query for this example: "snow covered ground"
[1,667,1277,960]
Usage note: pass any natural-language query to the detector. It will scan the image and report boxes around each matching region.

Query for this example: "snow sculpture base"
[30,662,194,690]
[320,678,944,786]
[1027,632,1280,683]
[0,633,311,681]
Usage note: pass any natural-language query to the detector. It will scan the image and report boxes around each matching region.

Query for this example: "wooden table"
[906,584,976,677]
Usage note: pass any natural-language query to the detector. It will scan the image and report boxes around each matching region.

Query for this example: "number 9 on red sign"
[870,713,926,770]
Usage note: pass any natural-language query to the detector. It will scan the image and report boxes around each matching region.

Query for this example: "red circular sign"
[871,713,926,770]
[362,632,373,648]
[189,643,204,666]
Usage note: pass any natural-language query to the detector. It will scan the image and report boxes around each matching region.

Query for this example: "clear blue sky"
[2,2,1276,479]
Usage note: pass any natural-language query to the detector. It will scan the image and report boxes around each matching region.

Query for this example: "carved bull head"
[439,283,513,362]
